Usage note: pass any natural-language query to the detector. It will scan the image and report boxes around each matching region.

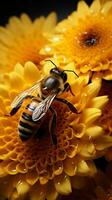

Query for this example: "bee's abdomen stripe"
[22,112,32,121]
[27,104,35,111]
[18,126,33,135]
[22,112,40,124]
[20,120,35,130]
[19,131,30,141]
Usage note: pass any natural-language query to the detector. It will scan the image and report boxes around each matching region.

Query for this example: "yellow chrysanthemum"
[0,61,111,200]
[0,12,57,73]
[42,0,112,80]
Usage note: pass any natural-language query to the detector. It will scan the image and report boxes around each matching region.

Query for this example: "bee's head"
[45,60,78,82]
[50,67,67,83]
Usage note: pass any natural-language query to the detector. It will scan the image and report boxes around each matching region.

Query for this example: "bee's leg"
[10,106,21,116]
[55,97,78,114]
[49,107,57,145]
[10,95,34,116]
[64,82,75,96]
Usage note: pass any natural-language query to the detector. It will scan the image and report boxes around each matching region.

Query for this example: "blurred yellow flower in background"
[0,61,111,200]
[42,0,112,80]
[0,12,57,73]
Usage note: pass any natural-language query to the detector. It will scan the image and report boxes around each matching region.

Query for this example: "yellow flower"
[0,61,111,200]
[0,13,57,73]
[42,0,112,80]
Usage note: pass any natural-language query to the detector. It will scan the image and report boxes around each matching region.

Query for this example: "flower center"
[80,31,100,47]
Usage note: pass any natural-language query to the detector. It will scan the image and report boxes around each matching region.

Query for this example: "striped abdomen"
[18,102,41,141]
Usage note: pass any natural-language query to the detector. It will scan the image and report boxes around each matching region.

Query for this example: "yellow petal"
[5,161,18,175]
[86,161,97,176]
[14,63,24,76]
[86,81,101,98]
[0,27,14,45]
[42,59,54,75]
[24,61,41,83]
[82,108,101,125]
[77,1,90,17]
[43,12,57,33]
[66,144,78,158]
[70,123,86,138]
[80,143,96,158]
[0,96,6,113]
[53,161,63,176]
[90,0,101,13]
[30,184,46,200]
[9,190,19,200]
[8,16,26,35]
[77,160,97,176]
[91,96,108,109]
[26,170,39,185]
[34,16,45,32]
[54,174,72,195]
[0,85,9,98]
[101,1,112,14]
[16,163,28,173]
[63,157,77,176]
[16,181,30,195]
[21,14,32,26]
[95,136,112,150]
[0,161,8,176]
[103,70,112,80]
[9,72,24,90]
[86,126,103,138]
[39,171,49,185]
[77,160,90,175]
[46,182,58,200]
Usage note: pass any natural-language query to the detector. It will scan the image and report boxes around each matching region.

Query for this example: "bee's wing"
[11,78,43,109]
[32,93,57,121]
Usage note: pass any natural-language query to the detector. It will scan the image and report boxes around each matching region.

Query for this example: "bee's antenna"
[45,60,79,77]
[63,70,79,77]
[45,60,57,68]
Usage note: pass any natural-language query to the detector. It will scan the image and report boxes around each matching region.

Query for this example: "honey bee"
[9,60,78,145]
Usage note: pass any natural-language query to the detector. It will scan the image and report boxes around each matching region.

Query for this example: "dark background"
[0,0,92,26]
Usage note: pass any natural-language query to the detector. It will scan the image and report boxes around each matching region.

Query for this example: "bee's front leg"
[55,97,78,114]
[64,82,75,96]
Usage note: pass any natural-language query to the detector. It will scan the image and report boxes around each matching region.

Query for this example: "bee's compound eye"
[50,68,57,74]
[50,68,53,73]
[62,73,67,82]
